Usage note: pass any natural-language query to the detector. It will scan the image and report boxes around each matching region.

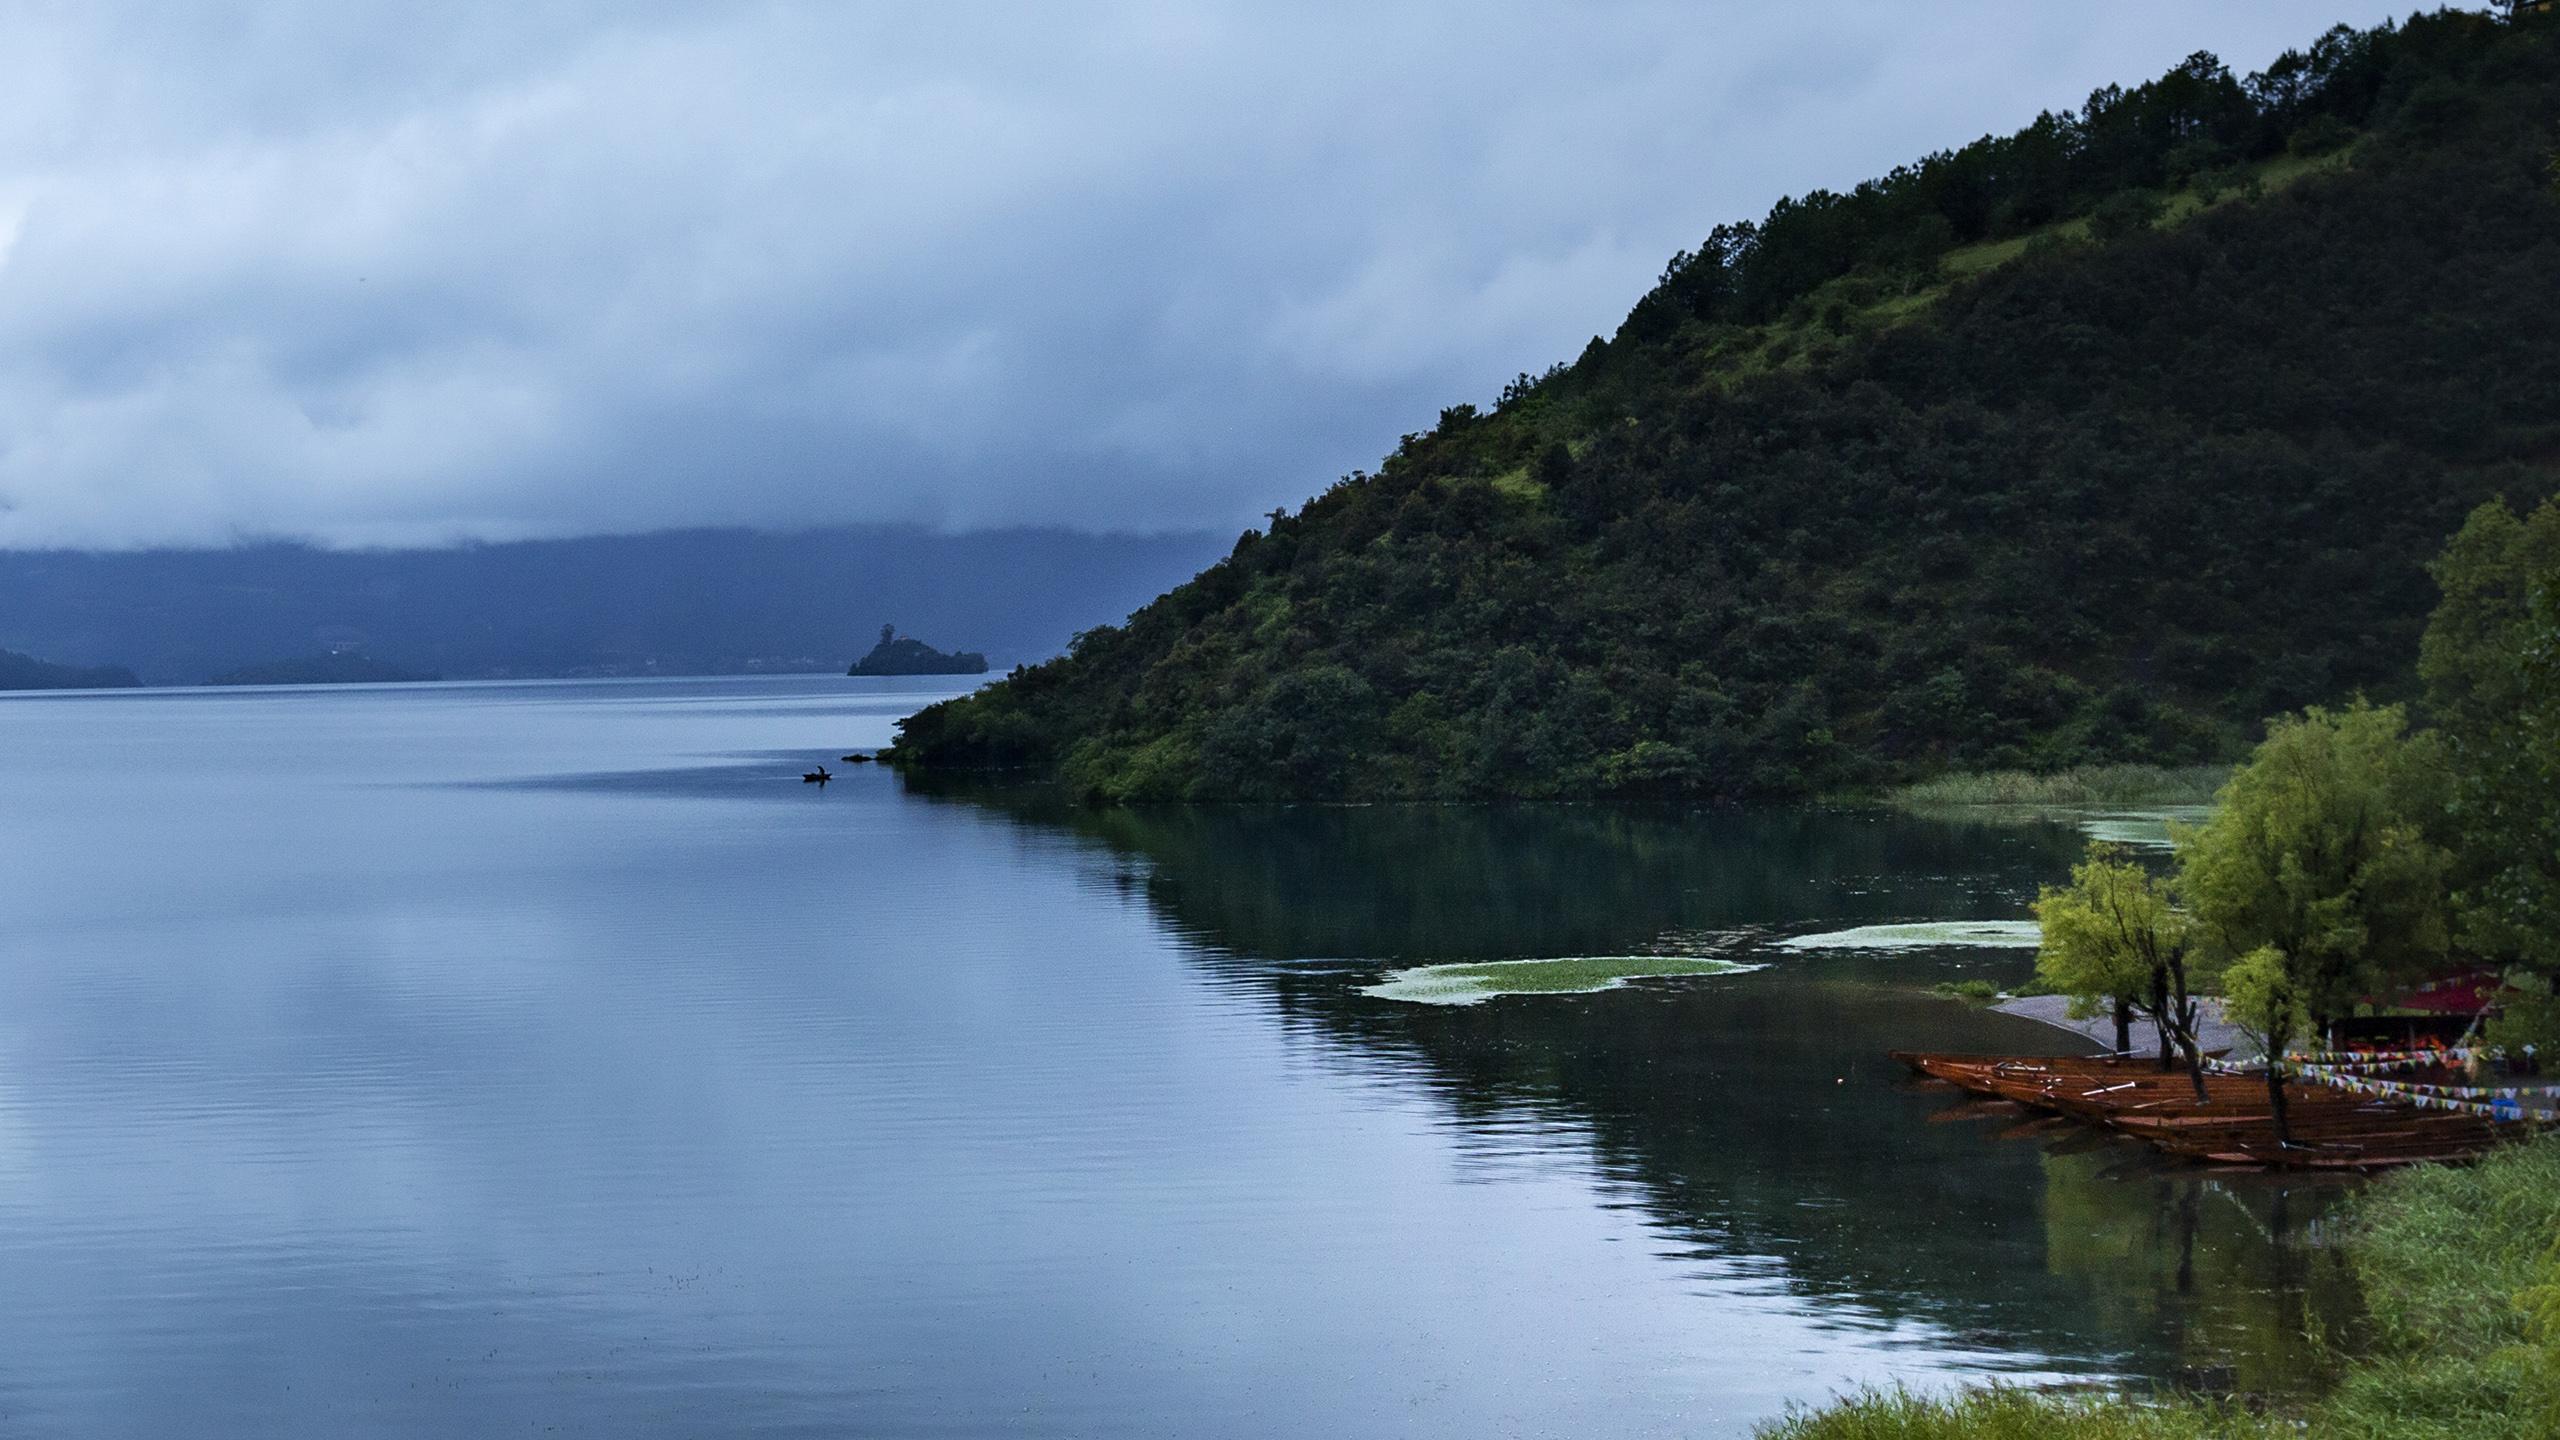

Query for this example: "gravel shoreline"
[1993,993,2258,1061]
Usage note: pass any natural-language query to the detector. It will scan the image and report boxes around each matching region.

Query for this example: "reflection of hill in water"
[1075,802,2067,960]
[911,784,2360,1397]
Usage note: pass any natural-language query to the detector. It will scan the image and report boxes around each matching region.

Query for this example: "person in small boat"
[804,765,832,785]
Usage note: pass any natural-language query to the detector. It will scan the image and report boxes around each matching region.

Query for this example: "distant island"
[848,626,988,677]
[206,653,441,687]
[0,648,140,691]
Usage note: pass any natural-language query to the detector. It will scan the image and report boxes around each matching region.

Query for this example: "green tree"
[2420,497,2560,979]
[2218,946,2309,1140]
[2085,187,2167,241]
[1193,664,1383,799]
[2033,844,2211,1097]
[2485,972,2560,1063]
[2175,702,2453,1142]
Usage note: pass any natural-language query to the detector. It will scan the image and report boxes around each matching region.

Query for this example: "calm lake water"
[0,676,2354,1437]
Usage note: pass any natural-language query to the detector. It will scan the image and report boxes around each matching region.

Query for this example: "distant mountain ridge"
[0,648,138,692]
[0,525,1224,685]
[205,653,441,687]
[894,9,2560,802]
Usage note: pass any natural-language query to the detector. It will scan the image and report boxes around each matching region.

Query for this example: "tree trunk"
[2114,995,2133,1055]
[2265,1062,2292,1146]
[2167,955,2207,1101]
[2153,970,2174,1071]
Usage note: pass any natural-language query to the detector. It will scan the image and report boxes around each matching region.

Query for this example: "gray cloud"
[0,1,2397,548]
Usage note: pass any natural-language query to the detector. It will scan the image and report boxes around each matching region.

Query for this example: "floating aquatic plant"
[1361,955,1759,1006]
[1777,921,2041,952]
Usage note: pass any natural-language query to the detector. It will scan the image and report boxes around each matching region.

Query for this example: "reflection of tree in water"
[915,783,2361,1397]
[2038,1154,2359,1400]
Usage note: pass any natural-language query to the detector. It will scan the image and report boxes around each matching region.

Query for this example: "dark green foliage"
[1932,979,2002,1002]
[2288,111,2357,158]
[0,648,139,691]
[2085,188,2167,241]
[2419,498,2560,974]
[896,9,2560,803]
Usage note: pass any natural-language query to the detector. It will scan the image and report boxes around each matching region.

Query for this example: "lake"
[0,675,2354,1437]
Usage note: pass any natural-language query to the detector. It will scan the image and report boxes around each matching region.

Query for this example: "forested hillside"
[895,8,2560,802]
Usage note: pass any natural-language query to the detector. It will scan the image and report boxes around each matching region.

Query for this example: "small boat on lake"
[802,766,832,786]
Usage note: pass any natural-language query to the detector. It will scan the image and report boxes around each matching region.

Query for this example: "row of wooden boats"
[1890,1051,2534,1170]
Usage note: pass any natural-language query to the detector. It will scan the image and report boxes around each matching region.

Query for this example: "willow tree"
[2218,946,2310,1143]
[2033,844,2208,1097]
[2176,701,2452,1142]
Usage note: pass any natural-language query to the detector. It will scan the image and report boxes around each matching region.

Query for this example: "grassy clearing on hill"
[1764,144,2360,374]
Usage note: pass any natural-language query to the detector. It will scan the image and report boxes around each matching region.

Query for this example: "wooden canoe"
[1888,1051,2524,1171]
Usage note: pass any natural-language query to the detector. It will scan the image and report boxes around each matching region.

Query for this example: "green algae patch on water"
[1361,955,1761,1006]
[1777,921,2041,952]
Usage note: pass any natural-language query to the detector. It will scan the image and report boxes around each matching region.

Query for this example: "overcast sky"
[0,1,2401,549]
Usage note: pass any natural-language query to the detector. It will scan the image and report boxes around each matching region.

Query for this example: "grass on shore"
[1931,979,2003,1002]
[1759,1388,2284,1440]
[1888,765,2230,810]
[1758,1136,2560,1440]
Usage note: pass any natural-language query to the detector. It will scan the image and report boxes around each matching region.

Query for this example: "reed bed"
[1888,765,2230,810]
